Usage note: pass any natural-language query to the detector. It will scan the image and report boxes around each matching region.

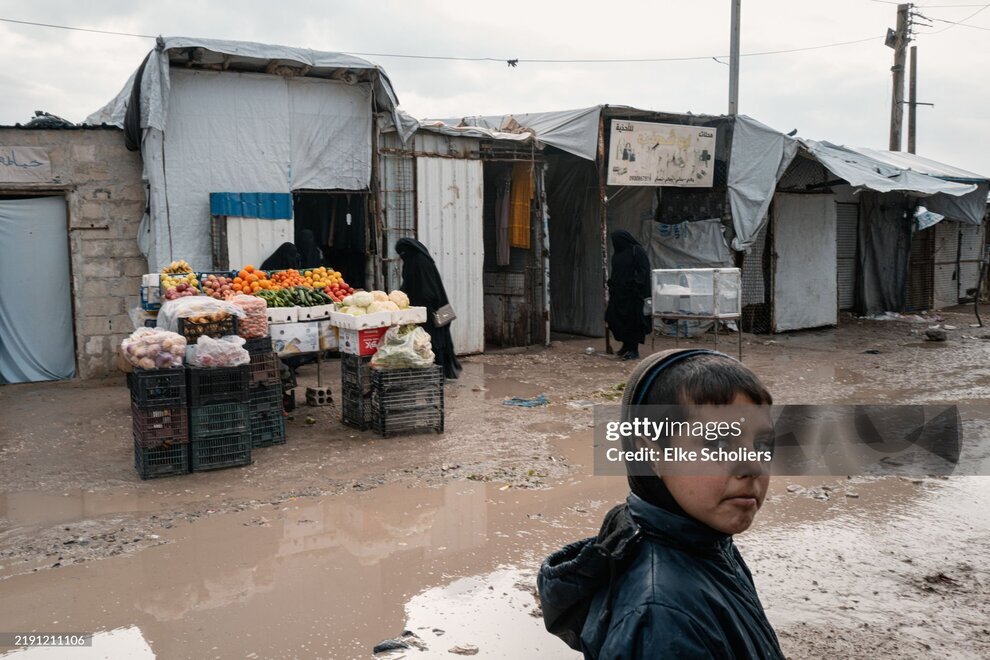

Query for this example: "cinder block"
[122,257,147,277]
[80,240,113,258]
[81,261,120,278]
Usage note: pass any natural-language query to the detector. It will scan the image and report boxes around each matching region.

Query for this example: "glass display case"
[651,268,742,319]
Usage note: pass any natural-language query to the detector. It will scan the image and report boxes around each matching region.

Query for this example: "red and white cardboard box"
[338,326,389,356]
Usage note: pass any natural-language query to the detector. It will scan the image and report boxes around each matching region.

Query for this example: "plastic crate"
[341,353,374,395]
[249,385,285,447]
[130,368,187,408]
[372,405,444,437]
[186,365,250,405]
[178,316,238,344]
[249,350,280,387]
[189,401,249,437]
[134,435,189,479]
[244,336,274,356]
[189,431,252,471]
[132,402,189,449]
[140,285,161,311]
[341,383,374,431]
[370,365,445,391]
[372,387,443,412]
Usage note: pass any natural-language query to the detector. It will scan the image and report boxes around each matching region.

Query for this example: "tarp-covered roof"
[84,36,403,133]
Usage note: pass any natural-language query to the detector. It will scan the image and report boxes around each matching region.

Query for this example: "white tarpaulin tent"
[85,37,405,272]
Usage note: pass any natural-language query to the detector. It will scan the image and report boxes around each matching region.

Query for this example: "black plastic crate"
[372,386,444,412]
[244,336,274,356]
[134,435,190,479]
[132,402,189,449]
[248,384,284,447]
[341,383,374,431]
[370,365,445,391]
[372,405,444,436]
[249,350,280,387]
[189,431,252,471]
[341,353,374,395]
[190,401,249,437]
[130,368,187,408]
[186,365,249,405]
[178,316,238,345]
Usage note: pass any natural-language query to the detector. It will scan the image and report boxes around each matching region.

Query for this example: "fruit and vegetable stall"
[123,260,442,479]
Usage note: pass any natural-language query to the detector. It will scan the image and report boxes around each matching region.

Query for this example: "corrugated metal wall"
[933,220,960,309]
[958,222,985,302]
[416,157,486,355]
[836,202,858,310]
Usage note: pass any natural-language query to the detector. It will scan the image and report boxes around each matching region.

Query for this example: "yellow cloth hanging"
[509,162,533,249]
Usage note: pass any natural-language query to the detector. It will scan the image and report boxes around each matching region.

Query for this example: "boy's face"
[660,393,772,535]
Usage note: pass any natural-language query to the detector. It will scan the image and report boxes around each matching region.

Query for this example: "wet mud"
[1,307,990,658]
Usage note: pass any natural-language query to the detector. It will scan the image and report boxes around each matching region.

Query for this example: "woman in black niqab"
[261,243,301,271]
[395,238,462,379]
[296,229,324,269]
[605,230,651,360]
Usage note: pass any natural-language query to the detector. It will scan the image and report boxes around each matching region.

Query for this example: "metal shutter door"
[836,203,858,310]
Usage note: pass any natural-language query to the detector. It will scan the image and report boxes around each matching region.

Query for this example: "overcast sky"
[1,0,987,175]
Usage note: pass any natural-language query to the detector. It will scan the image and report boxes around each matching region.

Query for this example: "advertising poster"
[607,120,716,187]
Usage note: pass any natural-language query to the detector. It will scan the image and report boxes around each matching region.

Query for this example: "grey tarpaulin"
[648,218,733,269]
[727,116,799,251]
[856,192,912,316]
[0,197,76,383]
[546,154,603,336]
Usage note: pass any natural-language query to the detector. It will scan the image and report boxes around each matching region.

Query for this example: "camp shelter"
[86,36,408,292]
[743,140,989,332]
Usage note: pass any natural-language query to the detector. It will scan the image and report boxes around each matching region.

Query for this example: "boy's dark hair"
[642,354,772,407]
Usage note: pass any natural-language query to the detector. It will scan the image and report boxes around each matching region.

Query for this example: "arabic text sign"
[0,147,52,183]
[607,120,716,188]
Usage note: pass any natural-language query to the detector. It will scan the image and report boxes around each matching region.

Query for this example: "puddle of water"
[0,626,155,659]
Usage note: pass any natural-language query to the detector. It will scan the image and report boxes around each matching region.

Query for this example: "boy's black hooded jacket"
[537,493,784,659]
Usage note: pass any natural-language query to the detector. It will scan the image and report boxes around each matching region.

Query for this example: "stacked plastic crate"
[130,368,190,479]
[186,365,252,471]
[371,365,444,436]
[340,353,374,430]
[244,336,285,447]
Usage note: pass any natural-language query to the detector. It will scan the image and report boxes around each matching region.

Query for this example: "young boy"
[538,349,783,659]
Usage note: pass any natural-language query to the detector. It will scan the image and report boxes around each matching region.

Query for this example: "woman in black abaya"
[395,238,462,379]
[605,230,651,360]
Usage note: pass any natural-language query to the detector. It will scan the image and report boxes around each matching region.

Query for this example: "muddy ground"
[1,307,989,659]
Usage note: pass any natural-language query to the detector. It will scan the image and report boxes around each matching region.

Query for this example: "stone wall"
[0,127,145,379]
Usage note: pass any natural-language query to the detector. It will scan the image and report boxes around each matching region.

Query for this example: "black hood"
[610,230,640,253]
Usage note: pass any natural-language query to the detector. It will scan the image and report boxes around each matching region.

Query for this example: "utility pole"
[908,45,917,153]
[888,3,910,151]
[729,0,741,115]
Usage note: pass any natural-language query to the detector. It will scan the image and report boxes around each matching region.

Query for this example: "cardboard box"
[338,326,389,356]
[271,322,319,356]
[328,310,393,330]
[298,304,334,321]
[267,307,299,324]
[318,321,339,351]
[391,307,427,326]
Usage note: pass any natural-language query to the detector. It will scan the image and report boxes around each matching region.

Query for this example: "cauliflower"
[342,295,355,307]
[388,290,409,309]
[367,301,387,313]
[381,301,400,312]
[371,290,389,303]
[351,291,374,308]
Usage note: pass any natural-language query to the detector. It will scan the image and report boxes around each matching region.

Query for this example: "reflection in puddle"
[398,568,579,659]
[0,626,155,659]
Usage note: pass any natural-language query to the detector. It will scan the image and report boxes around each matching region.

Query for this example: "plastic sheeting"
[856,192,912,316]
[431,107,602,161]
[727,116,799,251]
[85,36,401,134]
[0,197,76,383]
[138,69,373,271]
[648,218,733,269]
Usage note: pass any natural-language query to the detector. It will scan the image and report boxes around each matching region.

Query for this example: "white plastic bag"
[120,327,187,369]
[188,335,250,368]
[371,325,435,369]
[156,297,246,334]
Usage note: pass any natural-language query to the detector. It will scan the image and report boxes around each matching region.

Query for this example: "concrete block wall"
[0,128,145,379]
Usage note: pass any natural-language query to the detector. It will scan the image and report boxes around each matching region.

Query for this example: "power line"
[922,3,990,32]
[0,14,885,65]
[0,17,154,39]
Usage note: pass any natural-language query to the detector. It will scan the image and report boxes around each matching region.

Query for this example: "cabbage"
[388,290,409,309]
[367,301,387,313]
[371,290,389,303]
[349,306,367,316]
[381,301,399,311]
[351,291,374,308]
[342,295,355,306]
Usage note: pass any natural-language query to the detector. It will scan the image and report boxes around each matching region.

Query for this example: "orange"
[245,265,255,273]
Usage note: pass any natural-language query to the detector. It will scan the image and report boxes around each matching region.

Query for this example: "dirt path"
[1,307,989,658]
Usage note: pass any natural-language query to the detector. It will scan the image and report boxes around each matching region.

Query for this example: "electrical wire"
[0,15,885,65]
[923,2,990,32]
